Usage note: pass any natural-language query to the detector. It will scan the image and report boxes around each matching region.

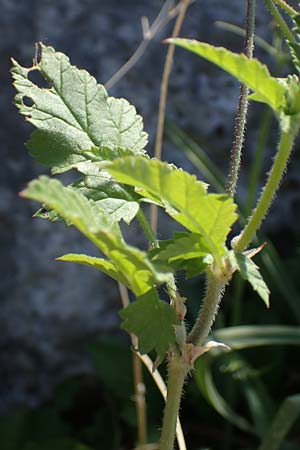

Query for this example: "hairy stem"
[273,0,297,16]
[159,356,189,450]
[187,271,226,346]
[139,353,187,450]
[264,0,296,43]
[234,118,299,253]
[151,0,191,232]
[225,0,256,197]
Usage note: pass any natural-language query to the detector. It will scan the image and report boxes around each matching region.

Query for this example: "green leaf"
[35,172,139,225]
[12,43,148,173]
[258,394,300,450]
[57,253,129,287]
[154,232,212,262]
[152,232,213,277]
[167,39,286,112]
[72,172,139,224]
[106,157,237,259]
[120,290,180,359]
[194,356,254,434]
[211,325,300,349]
[21,176,171,296]
[229,251,270,306]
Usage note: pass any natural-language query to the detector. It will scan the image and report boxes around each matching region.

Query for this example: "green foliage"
[167,39,286,112]
[21,176,171,297]
[151,232,213,278]
[194,325,300,441]
[12,28,300,450]
[106,156,237,260]
[120,290,180,359]
[229,251,270,306]
[258,394,300,450]
[11,43,147,174]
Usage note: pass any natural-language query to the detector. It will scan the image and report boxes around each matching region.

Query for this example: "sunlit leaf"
[107,157,237,259]
[11,43,147,173]
[167,39,286,111]
[57,253,129,287]
[21,176,171,295]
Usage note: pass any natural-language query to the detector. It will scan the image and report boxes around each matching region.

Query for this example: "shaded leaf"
[211,325,300,349]
[152,232,213,277]
[12,43,147,173]
[194,356,254,434]
[168,39,286,112]
[229,251,270,306]
[120,290,180,359]
[258,394,300,450]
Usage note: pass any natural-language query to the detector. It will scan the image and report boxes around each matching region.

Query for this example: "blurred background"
[0,0,300,449]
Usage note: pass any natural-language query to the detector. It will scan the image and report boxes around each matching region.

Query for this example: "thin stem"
[187,272,226,346]
[264,0,296,43]
[151,0,191,232]
[225,0,256,197]
[234,118,299,253]
[118,283,148,450]
[105,1,181,90]
[159,356,189,450]
[133,351,147,450]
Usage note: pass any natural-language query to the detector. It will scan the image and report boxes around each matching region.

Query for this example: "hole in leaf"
[23,96,34,107]
[34,42,42,65]
[28,69,49,89]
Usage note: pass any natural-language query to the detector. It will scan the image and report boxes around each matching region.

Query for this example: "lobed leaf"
[21,176,171,296]
[167,39,286,112]
[229,251,270,306]
[120,290,180,359]
[106,157,237,260]
[12,43,148,173]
